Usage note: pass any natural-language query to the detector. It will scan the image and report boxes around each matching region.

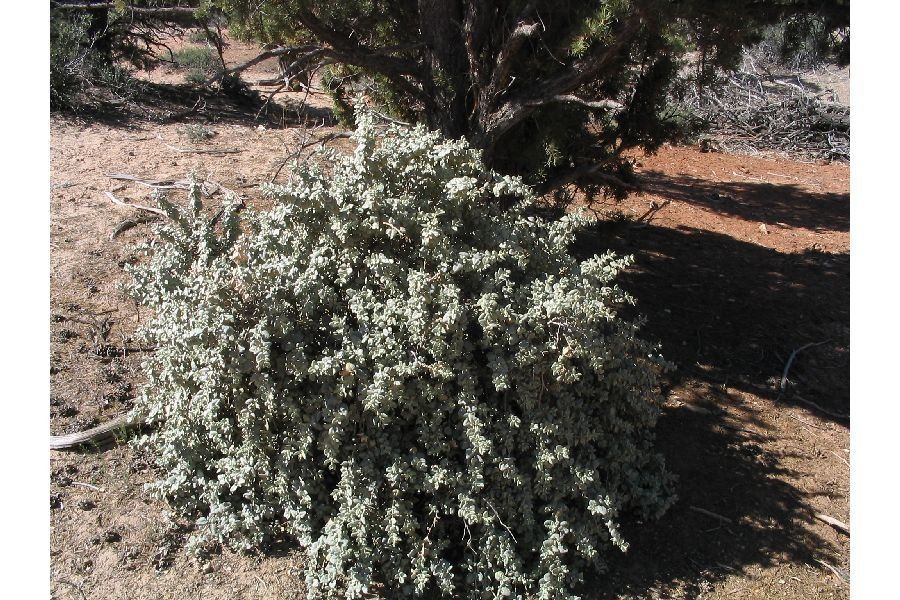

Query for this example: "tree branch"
[526,95,624,111]
[480,13,643,150]
[485,10,542,106]
[206,45,324,85]
[535,162,636,196]
[462,0,495,97]
[51,2,198,18]
[294,6,420,77]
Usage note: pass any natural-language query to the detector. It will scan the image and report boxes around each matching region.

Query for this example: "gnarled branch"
[480,13,643,152]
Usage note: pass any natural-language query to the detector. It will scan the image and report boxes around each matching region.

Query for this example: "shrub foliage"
[128,110,674,598]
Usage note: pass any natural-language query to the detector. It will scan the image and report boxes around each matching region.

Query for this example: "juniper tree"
[211,0,849,193]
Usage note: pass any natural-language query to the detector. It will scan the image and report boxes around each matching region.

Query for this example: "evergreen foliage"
[127,109,675,598]
[50,10,139,110]
[209,0,849,193]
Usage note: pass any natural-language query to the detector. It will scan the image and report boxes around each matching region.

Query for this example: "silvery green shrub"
[127,108,675,599]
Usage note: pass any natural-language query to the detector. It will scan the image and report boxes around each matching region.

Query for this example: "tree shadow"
[575,221,849,423]
[593,407,836,598]
[53,80,336,130]
[572,214,849,596]
[637,170,849,232]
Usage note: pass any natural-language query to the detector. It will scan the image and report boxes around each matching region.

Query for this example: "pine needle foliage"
[127,109,675,598]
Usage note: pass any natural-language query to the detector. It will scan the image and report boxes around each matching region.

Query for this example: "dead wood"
[162,143,243,155]
[104,191,168,217]
[105,173,242,198]
[779,340,830,396]
[814,513,850,535]
[111,214,160,239]
[689,505,733,524]
[686,68,849,161]
[793,394,850,421]
[815,559,849,585]
[50,413,137,451]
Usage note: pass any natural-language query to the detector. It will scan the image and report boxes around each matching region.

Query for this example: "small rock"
[758,223,769,235]
[103,529,122,544]
[202,562,215,574]
[59,404,78,417]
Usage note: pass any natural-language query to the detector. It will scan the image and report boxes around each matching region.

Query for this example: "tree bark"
[418,0,468,138]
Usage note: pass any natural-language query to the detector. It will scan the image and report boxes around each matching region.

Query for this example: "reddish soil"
[50,34,849,600]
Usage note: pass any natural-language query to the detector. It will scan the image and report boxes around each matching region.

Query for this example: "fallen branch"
[50,413,138,451]
[678,402,716,415]
[106,173,182,189]
[788,413,827,432]
[779,340,830,396]
[160,96,205,123]
[111,214,160,239]
[631,199,671,228]
[829,449,850,468]
[72,481,104,492]
[104,191,168,217]
[816,559,849,585]
[536,163,637,196]
[528,94,623,111]
[815,513,850,535]
[162,143,243,155]
[793,394,850,421]
[689,505,733,524]
[206,45,322,86]
[105,173,243,198]
[91,344,157,358]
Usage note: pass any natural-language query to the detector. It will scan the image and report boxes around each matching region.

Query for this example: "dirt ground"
[49,35,849,599]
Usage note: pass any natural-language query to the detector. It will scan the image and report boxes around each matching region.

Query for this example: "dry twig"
[815,559,849,585]
[72,481,105,492]
[689,505,733,524]
[686,68,849,161]
[779,340,830,397]
[111,214,160,239]
[815,513,850,535]
[104,191,168,217]
[162,142,243,155]
[793,394,850,420]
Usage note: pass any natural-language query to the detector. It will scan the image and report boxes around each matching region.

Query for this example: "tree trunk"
[417,0,469,139]
[86,6,113,62]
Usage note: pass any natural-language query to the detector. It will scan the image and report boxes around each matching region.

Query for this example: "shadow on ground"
[595,407,831,598]
[572,186,849,595]
[639,170,849,232]
[56,80,336,129]
[576,220,849,421]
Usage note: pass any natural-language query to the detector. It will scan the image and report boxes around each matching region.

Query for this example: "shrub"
[127,109,674,598]
[174,46,220,73]
[178,124,217,143]
[188,29,210,44]
[50,11,140,110]
[50,12,92,110]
